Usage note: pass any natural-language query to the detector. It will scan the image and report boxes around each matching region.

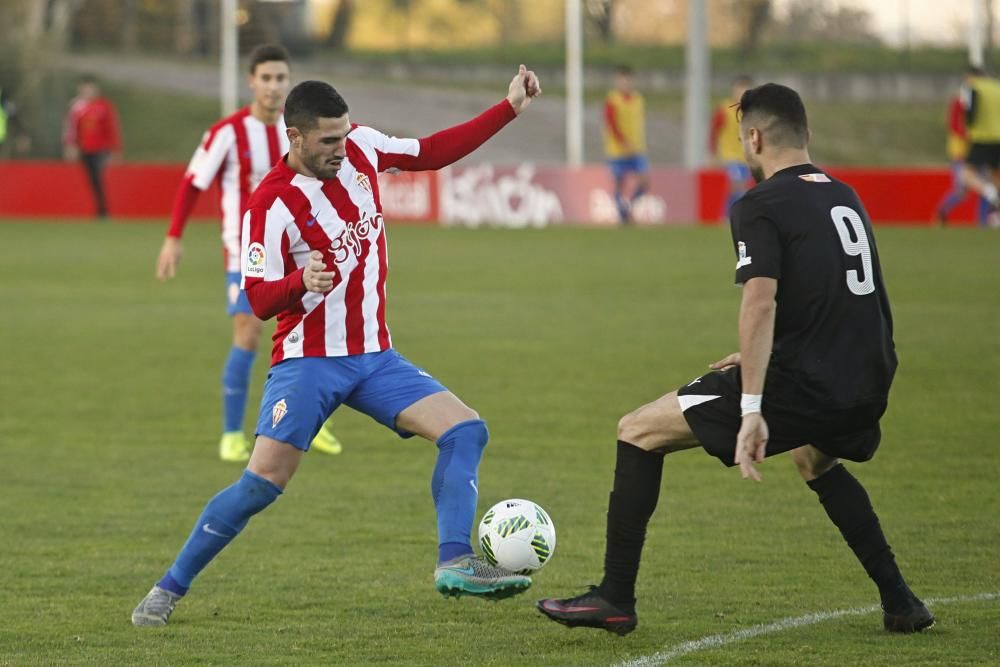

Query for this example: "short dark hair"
[737,83,808,149]
[248,44,290,74]
[616,64,634,76]
[284,80,349,132]
[78,74,98,86]
[967,64,986,77]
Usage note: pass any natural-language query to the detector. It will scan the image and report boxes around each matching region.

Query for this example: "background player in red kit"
[63,74,121,219]
[132,65,542,627]
[154,44,343,462]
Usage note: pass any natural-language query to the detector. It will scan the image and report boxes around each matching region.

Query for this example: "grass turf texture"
[0,221,997,666]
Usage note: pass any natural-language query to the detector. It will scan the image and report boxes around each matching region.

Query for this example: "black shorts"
[677,367,883,467]
[965,142,1000,170]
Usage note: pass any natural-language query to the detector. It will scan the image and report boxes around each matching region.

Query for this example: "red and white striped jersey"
[239,99,518,364]
[183,107,289,272]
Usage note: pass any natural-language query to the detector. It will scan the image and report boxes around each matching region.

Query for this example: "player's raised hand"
[156,237,183,281]
[734,412,768,482]
[709,352,741,370]
[507,64,541,115]
[302,250,335,293]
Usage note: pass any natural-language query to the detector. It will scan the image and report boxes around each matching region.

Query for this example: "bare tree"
[585,0,615,43]
[768,0,879,44]
[326,0,356,51]
[741,0,771,55]
[987,0,995,67]
[122,0,138,52]
[174,0,196,55]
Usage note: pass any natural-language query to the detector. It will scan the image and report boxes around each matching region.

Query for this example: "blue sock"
[432,419,488,563]
[157,470,281,595]
[978,196,992,226]
[222,346,256,433]
[631,184,648,203]
[615,192,630,222]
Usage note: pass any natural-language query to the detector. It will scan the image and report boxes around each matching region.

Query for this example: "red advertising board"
[0,161,983,226]
[0,162,437,224]
[0,162,220,219]
[439,164,696,226]
[698,167,981,225]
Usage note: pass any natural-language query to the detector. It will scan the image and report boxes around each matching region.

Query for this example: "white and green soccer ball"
[478,499,556,574]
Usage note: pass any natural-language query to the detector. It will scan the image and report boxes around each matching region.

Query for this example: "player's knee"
[790,447,837,481]
[233,317,263,350]
[617,410,652,449]
[438,418,489,454]
[465,418,488,450]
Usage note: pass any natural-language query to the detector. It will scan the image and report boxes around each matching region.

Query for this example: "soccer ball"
[478,499,556,574]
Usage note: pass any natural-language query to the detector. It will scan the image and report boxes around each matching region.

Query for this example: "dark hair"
[737,83,808,149]
[616,64,634,76]
[732,74,754,88]
[78,74,98,86]
[967,64,986,77]
[284,80,349,132]
[249,44,290,74]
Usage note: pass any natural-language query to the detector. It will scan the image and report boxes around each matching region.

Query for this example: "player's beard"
[749,163,765,184]
[304,149,342,180]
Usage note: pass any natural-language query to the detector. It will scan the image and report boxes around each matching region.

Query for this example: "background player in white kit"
[154,44,342,461]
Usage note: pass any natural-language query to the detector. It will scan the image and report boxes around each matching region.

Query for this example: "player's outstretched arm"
[506,64,542,115]
[376,65,541,173]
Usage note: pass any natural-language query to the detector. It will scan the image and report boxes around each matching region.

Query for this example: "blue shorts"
[226,271,253,317]
[255,350,449,450]
[608,155,650,181]
[725,161,751,184]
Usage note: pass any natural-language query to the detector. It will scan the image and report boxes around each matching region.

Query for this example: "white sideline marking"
[613,592,1000,667]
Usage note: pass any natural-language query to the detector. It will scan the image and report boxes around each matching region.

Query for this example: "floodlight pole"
[221,0,239,117]
[970,0,986,68]
[683,0,709,169]
[566,0,583,168]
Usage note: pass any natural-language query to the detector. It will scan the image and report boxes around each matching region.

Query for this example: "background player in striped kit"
[154,44,343,462]
[132,65,543,627]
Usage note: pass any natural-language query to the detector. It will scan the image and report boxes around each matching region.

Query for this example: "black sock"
[806,464,913,613]
[598,440,664,612]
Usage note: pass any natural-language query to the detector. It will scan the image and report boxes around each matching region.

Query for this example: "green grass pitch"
[0,220,997,666]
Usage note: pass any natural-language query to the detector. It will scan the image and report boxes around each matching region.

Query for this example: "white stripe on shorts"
[678,394,721,412]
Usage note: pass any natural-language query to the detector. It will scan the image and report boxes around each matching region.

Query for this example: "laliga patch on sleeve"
[246,242,266,277]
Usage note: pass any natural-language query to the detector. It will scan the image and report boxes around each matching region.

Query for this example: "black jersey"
[730,163,896,418]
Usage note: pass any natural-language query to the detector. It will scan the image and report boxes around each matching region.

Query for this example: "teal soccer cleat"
[434,554,531,600]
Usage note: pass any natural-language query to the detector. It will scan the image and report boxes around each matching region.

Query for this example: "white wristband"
[740,393,763,416]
